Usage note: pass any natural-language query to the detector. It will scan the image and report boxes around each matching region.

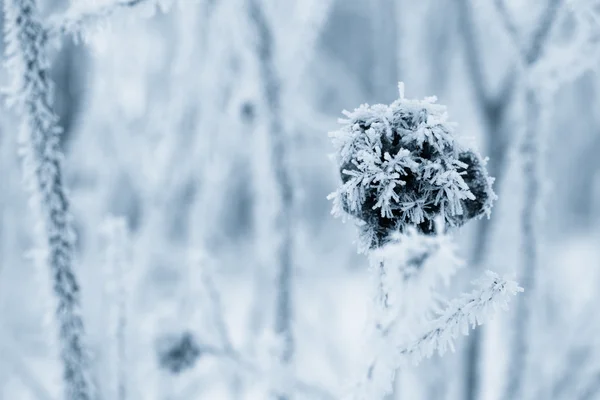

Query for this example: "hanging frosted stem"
[2,0,95,399]
[248,0,295,397]
[503,87,543,400]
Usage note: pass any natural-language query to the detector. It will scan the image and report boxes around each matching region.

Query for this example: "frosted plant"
[347,265,522,400]
[398,271,523,365]
[48,0,176,43]
[346,222,464,399]
[2,0,180,398]
[328,83,496,252]
[329,84,520,400]
[2,0,97,398]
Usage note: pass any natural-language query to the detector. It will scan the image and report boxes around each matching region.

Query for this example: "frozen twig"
[347,270,521,400]
[493,0,522,55]
[350,225,463,400]
[526,0,563,64]
[47,0,172,40]
[399,271,522,364]
[3,0,96,398]
[247,0,295,398]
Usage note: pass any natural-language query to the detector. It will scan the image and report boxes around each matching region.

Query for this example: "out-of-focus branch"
[494,0,563,66]
[526,0,563,65]
[460,2,563,398]
[457,0,497,109]
[47,0,163,40]
[247,0,295,399]
[457,0,516,151]
[494,0,522,55]
[458,3,516,395]
[502,3,562,400]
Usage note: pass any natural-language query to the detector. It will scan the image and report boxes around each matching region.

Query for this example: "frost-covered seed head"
[328,86,496,251]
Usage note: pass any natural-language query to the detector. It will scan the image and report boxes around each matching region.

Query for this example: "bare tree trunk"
[248,0,294,398]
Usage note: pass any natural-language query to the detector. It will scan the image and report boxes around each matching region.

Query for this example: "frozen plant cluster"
[328,83,496,251]
[344,222,522,400]
[329,85,521,400]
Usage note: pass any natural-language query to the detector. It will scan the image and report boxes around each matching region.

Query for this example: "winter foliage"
[1,0,600,400]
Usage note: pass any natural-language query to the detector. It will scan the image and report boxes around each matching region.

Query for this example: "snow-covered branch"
[48,0,173,41]
[346,268,521,400]
[399,271,522,364]
[3,0,96,398]
[348,224,463,400]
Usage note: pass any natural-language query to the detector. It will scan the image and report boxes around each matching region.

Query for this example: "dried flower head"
[328,84,496,251]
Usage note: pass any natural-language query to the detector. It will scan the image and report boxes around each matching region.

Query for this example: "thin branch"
[457,0,492,108]
[526,0,563,65]
[352,229,464,400]
[494,0,523,55]
[247,1,295,398]
[4,0,96,397]
[399,272,522,365]
[47,0,158,39]
[493,0,563,66]
[457,0,517,123]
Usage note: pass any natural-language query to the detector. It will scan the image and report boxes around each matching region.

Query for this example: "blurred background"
[1,0,600,399]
